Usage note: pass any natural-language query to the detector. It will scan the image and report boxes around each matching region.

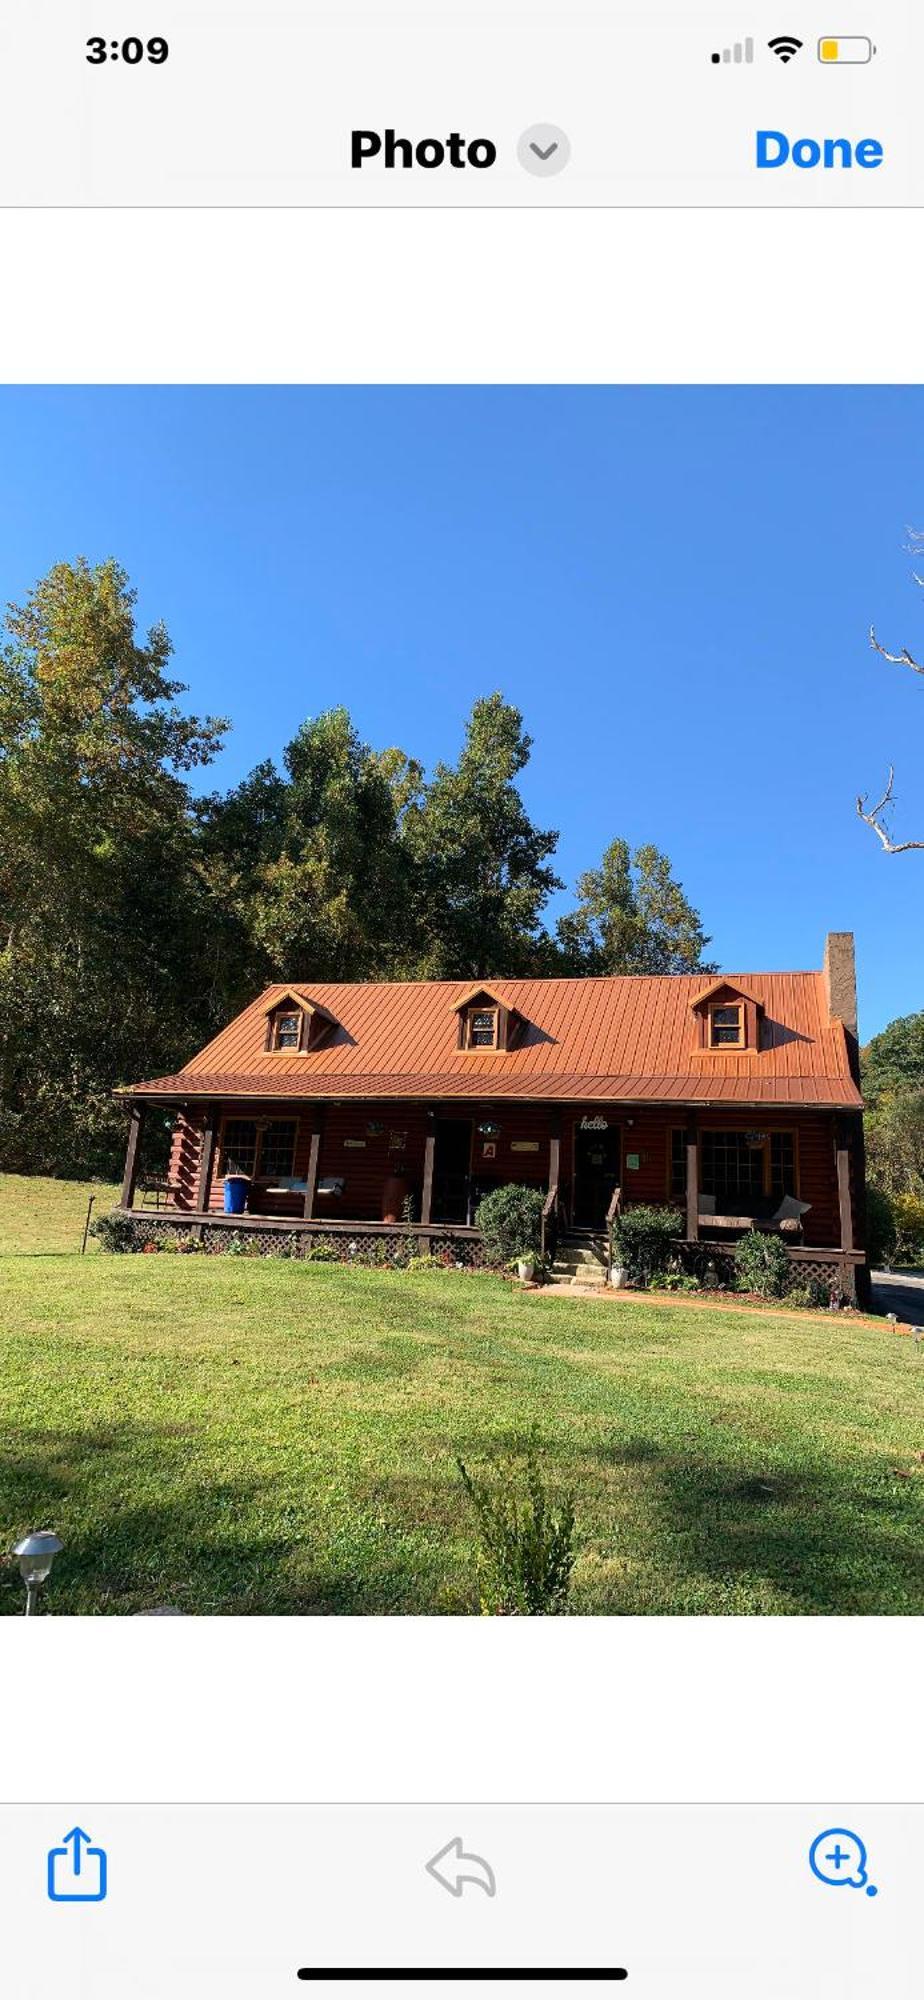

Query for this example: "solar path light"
[13,1532,63,1616]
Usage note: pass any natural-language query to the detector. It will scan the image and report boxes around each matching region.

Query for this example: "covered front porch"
[115,1093,868,1298]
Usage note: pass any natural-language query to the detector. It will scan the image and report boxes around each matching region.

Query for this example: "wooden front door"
[573,1118,621,1228]
[432,1118,473,1223]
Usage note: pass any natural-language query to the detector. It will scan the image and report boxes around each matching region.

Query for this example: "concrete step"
[553,1243,607,1273]
[544,1270,607,1292]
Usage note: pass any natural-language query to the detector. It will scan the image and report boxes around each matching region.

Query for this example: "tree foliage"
[555,837,713,975]
[862,1011,924,1266]
[402,694,562,977]
[861,1011,924,1108]
[0,558,713,1177]
[0,559,229,1174]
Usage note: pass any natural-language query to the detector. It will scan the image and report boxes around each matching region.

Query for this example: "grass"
[1,1178,923,1616]
[0,1173,120,1256]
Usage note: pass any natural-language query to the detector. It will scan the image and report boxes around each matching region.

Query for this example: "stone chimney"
[823,931,858,1041]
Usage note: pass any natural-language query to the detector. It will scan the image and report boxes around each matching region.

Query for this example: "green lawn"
[1,1180,923,1615]
[0,1173,120,1256]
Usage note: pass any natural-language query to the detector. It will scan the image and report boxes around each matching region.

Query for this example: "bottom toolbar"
[0,1803,915,1997]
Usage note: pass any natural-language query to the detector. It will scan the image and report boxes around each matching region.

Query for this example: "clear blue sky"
[2,385,922,1040]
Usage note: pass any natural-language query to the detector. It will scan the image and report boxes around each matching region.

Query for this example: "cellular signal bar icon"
[711,37,754,63]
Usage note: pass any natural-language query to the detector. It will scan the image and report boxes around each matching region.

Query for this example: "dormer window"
[273,1010,304,1052]
[691,980,762,1054]
[468,1009,498,1050]
[453,984,523,1053]
[263,989,338,1053]
[709,1002,744,1048]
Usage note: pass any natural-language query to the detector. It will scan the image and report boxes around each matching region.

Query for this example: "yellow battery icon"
[818,36,875,62]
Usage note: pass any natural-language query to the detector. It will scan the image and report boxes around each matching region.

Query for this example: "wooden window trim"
[699,1124,800,1201]
[218,1113,301,1181]
[461,1005,501,1052]
[256,1116,301,1181]
[667,1125,686,1201]
[219,1115,259,1179]
[265,1004,309,1054]
[708,1001,745,1049]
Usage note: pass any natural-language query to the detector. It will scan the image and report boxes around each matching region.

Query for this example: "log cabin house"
[116,931,868,1299]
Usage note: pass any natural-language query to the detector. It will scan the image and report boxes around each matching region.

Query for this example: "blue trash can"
[223,1174,250,1215]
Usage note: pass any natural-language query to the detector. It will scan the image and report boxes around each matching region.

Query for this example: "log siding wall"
[163,1098,862,1249]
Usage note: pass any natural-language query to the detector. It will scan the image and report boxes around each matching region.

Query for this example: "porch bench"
[138,1176,184,1210]
[698,1199,811,1240]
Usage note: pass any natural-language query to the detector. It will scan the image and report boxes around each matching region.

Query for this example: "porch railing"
[604,1183,622,1282]
[541,1181,559,1266]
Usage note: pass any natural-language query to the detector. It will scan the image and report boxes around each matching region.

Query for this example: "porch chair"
[769,1194,812,1240]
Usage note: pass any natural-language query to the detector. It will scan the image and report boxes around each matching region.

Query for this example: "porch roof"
[123,1068,861,1110]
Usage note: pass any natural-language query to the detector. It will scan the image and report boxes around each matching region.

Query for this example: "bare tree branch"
[859,533,924,852]
[869,625,924,674]
[856,767,924,853]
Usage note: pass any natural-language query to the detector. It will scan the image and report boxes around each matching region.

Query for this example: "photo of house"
[120,935,867,1302]
[2,384,924,1617]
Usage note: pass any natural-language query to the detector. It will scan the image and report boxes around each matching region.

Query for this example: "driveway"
[871,1269,924,1323]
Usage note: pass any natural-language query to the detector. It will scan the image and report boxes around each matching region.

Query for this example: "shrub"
[786,1276,830,1310]
[864,1179,924,1270]
[655,1269,701,1294]
[891,1191,924,1267]
[173,1231,202,1255]
[733,1228,790,1299]
[611,1204,682,1286]
[865,1183,897,1268]
[89,1210,137,1254]
[475,1184,544,1266]
[302,1238,340,1263]
[456,1430,575,1615]
[224,1232,261,1257]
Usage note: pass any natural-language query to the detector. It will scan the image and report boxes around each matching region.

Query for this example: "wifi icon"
[768,34,803,61]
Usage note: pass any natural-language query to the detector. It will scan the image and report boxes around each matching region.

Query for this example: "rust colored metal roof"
[124,973,863,1109]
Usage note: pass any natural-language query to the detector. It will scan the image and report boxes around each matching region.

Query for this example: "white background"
[1,206,922,1811]
[1,1614,921,1801]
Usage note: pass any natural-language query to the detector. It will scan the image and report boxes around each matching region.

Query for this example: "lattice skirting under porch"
[120,1211,487,1267]
[676,1240,863,1302]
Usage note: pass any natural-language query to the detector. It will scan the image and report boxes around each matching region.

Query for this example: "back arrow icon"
[426,1836,497,1898]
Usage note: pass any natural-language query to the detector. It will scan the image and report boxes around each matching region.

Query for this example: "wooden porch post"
[421,1110,437,1227]
[686,1114,699,1241]
[835,1112,855,1295]
[849,1108,871,1310]
[835,1118,854,1250]
[548,1111,561,1196]
[195,1108,218,1215]
[303,1109,325,1220]
[120,1103,145,1210]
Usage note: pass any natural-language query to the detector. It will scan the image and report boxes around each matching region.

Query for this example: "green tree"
[0,557,228,1173]
[861,1014,924,1248]
[861,1011,924,1107]
[865,1090,924,1200]
[555,838,712,975]
[403,694,561,977]
[200,709,422,984]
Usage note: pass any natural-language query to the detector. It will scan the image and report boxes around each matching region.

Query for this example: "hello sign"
[579,1116,609,1131]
